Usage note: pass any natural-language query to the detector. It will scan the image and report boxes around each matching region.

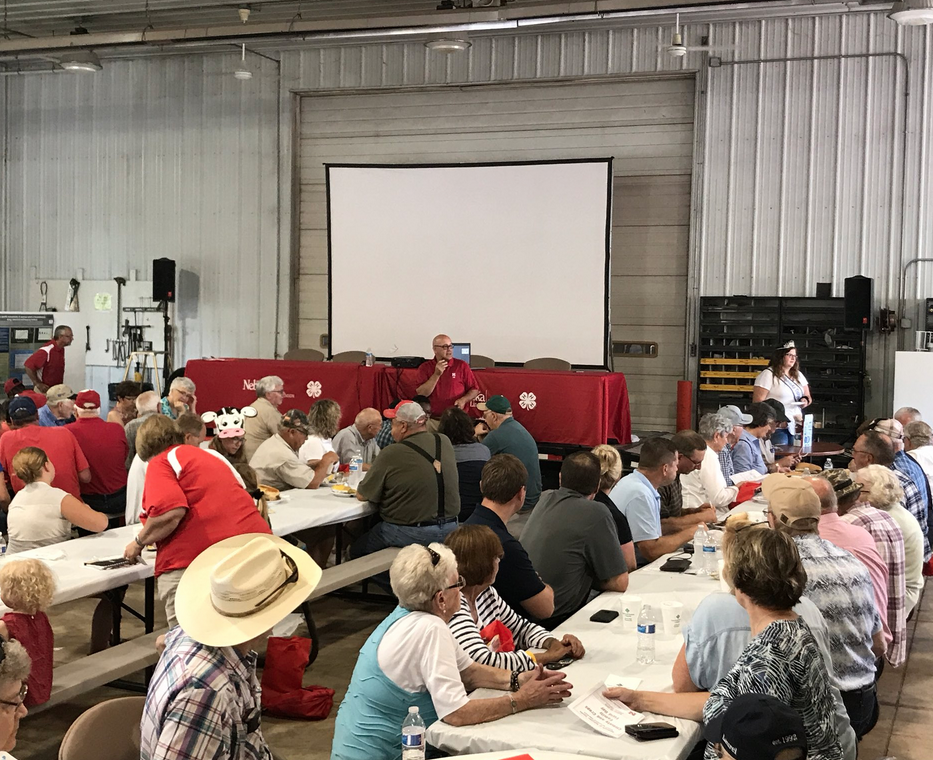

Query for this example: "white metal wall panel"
[1,54,282,363]
[298,77,694,429]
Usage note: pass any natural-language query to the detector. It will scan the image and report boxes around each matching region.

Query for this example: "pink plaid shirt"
[842,505,907,668]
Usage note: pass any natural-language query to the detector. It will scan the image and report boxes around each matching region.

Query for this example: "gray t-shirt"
[522,487,627,624]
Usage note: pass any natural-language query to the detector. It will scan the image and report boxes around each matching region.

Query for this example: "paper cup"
[621,596,643,631]
[660,601,684,636]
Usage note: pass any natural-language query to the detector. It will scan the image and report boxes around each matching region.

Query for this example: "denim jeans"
[349,520,458,559]
[841,682,879,739]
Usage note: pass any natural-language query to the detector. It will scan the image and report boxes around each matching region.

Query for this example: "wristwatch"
[509,670,520,693]
[134,535,145,548]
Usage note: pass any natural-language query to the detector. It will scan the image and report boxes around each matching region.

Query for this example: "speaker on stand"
[152,258,176,390]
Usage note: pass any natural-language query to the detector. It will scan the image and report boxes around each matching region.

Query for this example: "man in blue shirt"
[477,395,542,510]
[37,384,75,427]
[731,402,776,476]
[610,438,699,567]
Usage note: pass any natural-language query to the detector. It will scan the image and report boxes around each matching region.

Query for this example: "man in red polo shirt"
[414,333,480,416]
[70,389,129,529]
[0,396,90,498]
[23,325,73,393]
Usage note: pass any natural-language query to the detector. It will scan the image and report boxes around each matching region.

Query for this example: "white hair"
[255,376,284,398]
[389,543,458,612]
[856,465,904,511]
[136,390,160,415]
[904,420,932,448]
[895,406,922,424]
[698,413,733,441]
[75,408,100,419]
[170,377,196,394]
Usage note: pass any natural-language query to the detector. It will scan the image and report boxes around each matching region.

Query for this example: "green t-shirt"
[481,417,542,508]
[357,431,461,525]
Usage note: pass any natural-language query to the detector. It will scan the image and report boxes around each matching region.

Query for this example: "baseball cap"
[762,398,790,424]
[383,401,427,424]
[8,396,38,421]
[761,473,821,528]
[704,693,808,760]
[45,384,76,405]
[280,409,311,434]
[476,395,511,414]
[871,418,903,440]
[718,405,752,426]
[75,389,101,410]
[3,378,25,397]
[822,469,862,501]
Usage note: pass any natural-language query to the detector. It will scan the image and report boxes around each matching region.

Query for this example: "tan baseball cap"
[761,473,821,528]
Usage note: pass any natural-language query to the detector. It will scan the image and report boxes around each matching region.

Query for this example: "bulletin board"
[0,313,54,387]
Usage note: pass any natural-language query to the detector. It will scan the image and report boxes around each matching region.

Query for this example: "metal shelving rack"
[698,296,866,443]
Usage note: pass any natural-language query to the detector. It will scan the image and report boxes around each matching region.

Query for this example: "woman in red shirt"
[0,559,54,707]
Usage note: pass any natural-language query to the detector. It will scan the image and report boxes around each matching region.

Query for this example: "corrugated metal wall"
[1,54,282,361]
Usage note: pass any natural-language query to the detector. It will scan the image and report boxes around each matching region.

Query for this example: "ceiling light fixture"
[59,50,102,72]
[234,43,252,80]
[424,38,471,53]
[889,0,933,25]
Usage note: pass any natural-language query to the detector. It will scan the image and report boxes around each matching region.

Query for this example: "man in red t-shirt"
[123,415,271,627]
[0,397,90,498]
[23,326,73,393]
[414,333,480,416]
[69,390,130,529]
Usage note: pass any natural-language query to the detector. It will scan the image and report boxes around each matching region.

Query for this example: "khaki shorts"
[157,569,186,628]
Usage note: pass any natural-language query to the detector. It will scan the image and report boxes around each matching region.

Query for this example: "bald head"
[354,407,382,441]
[806,476,837,514]
[432,334,453,362]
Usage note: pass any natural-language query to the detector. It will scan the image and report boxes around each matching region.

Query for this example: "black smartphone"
[660,557,691,573]
[625,722,679,741]
[589,609,619,623]
[545,655,574,670]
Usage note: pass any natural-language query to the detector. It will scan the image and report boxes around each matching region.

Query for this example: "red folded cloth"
[479,620,515,653]
[729,480,760,508]
[260,637,334,720]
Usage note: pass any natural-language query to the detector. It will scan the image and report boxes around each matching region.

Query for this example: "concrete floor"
[17,580,933,760]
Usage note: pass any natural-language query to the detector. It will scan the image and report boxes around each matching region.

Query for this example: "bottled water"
[636,605,656,665]
[401,706,426,760]
[824,457,834,471]
[348,453,363,489]
[693,525,709,576]
[0,535,6,555]
[365,349,375,367]
[702,531,717,577]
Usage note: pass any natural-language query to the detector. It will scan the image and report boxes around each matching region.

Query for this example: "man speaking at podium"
[415,333,480,417]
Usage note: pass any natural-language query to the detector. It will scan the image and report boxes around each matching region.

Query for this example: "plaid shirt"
[140,627,272,760]
[718,446,735,486]
[890,454,931,561]
[842,505,908,668]
[374,419,394,449]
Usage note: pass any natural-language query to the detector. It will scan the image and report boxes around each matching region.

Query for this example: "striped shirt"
[140,627,272,760]
[792,534,882,691]
[448,585,553,671]
[891,453,932,561]
[703,619,844,760]
[842,505,908,668]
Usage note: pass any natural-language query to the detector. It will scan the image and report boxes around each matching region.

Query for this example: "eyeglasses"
[433,344,453,350]
[0,683,27,710]
[445,576,466,591]
[852,448,872,456]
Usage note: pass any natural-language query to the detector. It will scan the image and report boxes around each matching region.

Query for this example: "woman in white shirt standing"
[752,341,812,446]
[7,448,108,554]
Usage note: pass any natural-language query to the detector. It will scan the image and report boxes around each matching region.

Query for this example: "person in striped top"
[445,525,585,671]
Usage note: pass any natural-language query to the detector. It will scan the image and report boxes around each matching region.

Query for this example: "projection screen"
[326,159,612,367]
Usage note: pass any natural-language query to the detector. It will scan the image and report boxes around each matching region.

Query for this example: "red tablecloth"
[185,360,631,447]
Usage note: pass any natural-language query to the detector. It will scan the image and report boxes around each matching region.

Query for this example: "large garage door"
[298,76,694,431]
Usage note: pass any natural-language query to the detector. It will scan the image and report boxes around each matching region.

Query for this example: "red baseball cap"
[75,389,101,410]
[3,378,25,396]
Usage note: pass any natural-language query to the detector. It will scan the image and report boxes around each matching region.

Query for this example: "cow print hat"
[201,406,257,438]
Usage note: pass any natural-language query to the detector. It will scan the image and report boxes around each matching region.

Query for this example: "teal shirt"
[482,417,542,508]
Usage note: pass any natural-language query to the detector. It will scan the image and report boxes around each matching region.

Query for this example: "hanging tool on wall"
[85,326,91,352]
[65,278,80,312]
[38,281,48,311]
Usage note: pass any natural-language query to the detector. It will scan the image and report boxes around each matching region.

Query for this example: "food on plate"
[258,484,281,501]
[331,483,356,495]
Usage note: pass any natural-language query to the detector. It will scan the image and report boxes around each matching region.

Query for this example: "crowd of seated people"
[0,339,930,760]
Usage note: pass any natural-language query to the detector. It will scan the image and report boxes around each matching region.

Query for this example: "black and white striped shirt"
[448,586,553,671]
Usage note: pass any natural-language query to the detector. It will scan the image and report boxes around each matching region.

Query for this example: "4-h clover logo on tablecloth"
[519,392,537,410]
[306,381,322,399]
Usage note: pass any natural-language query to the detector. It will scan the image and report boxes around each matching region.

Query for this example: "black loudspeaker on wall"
[153,258,176,303]
[843,275,872,330]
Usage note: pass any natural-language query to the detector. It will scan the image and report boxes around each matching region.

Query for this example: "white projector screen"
[327,159,612,367]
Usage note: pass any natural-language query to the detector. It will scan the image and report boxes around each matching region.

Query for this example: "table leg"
[144,577,155,633]
[109,588,124,646]
[300,601,319,667]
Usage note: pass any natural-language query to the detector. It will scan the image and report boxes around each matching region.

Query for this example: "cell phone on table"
[84,557,137,570]
[625,722,679,741]
[660,557,691,573]
[545,654,575,670]
[589,609,618,623]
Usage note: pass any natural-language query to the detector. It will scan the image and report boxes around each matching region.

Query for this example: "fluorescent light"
[890,0,933,25]
[59,50,102,72]
[424,38,471,52]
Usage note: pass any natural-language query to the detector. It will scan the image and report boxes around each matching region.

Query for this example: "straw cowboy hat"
[175,534,322,647]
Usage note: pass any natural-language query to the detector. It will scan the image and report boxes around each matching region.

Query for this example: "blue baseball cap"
[8,396,38,421]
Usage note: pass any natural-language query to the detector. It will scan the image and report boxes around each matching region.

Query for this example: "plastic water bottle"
[401,706,426,760]
[693,525,709,576]
[702,531,717,577]
[365,349,374,367]
[824,458,834,471]
[636,606,656,665]
[0,535,7,555]
[349,452,363,489]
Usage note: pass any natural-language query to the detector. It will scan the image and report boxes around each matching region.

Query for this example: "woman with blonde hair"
[857,464,924,616]
[606,520,852,760]
[591,444,636,571]
[298,399,341,467]
[0,560,55,707]
[6,448,108,554]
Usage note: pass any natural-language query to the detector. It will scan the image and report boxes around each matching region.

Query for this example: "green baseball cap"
[476,395,511,414]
